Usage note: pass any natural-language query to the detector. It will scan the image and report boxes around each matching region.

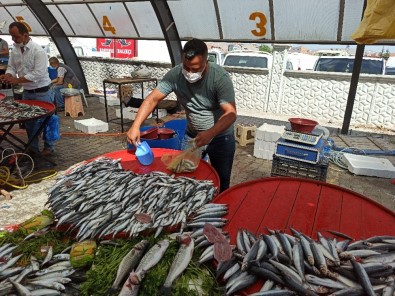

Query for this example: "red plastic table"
[212,177,395,294]
[92,148,220,189]
[214,177,394,241]
[0,100,55,156]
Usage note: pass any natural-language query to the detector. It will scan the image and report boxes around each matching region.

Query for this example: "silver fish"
[135,239,169,273]
[160,234,194,295]
[110,240,149,290]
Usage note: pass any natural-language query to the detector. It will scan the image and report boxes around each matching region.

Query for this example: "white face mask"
[182,63,206,83]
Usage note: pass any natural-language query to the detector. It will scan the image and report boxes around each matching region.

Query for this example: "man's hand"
[0,73,12,83]
[195,130,214,147]
[1,75,19,85]
[126,126,141,146]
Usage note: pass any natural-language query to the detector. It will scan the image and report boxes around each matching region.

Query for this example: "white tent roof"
[0,0,368,43]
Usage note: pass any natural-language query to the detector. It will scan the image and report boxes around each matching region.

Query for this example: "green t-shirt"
[157,63,235,137]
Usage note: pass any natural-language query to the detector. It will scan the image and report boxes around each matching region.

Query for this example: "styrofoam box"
[156,109,167,118]
[99,96,120,106]
[115,107,152,120]
[253,148,274,160]
[342,153,395,179]
[256,123,285,142]
[74,118,109,134]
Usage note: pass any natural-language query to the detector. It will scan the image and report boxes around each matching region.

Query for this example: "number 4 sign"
[102,16,116,35]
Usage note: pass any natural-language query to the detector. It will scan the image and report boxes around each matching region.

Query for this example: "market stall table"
[0,99,56,165]
[214,177,395,240]
[102,77,158,132]
[213,177,395,294]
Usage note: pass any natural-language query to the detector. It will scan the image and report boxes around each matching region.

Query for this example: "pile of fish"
[0,99,48,122]
[197,225,395,296]
[0,243,78,295]
[47,157,217,241]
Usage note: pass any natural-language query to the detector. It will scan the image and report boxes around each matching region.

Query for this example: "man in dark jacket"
[49,56,81,110]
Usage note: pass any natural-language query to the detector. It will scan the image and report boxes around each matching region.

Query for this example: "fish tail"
[159,286,172,296]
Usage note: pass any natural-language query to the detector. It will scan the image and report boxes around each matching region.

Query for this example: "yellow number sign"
[102,16,116,35]
[16,16,32,32]
[249,12,267,37]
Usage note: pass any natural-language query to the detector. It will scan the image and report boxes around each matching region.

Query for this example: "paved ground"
[3,94,395,212]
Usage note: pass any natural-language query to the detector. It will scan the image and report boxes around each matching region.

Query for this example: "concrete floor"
[3,94,395,211]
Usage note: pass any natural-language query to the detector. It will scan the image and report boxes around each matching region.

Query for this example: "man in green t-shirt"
[127,38,237,192]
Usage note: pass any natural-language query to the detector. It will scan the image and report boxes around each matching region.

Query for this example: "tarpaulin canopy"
[0,0,368,43]
[351,0,395,44]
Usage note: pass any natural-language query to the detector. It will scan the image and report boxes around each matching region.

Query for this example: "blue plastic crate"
[127,126,180,152]
[164,119,187,149]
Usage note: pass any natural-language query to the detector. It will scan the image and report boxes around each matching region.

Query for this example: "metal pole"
[341,44,365,134]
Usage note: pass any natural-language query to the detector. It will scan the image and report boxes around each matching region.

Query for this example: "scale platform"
[275,138,327,164]
[281,129,323,146]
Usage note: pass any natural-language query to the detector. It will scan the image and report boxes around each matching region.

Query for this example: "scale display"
[281,130,322,146]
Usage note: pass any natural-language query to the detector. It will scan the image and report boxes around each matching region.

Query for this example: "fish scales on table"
[46,157,217,240]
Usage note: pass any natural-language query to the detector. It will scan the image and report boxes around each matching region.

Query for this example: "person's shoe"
[57,107,64,112]
[41,148,54,156]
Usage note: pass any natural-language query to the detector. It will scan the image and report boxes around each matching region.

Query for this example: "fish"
[135,239,170,273]
[160,234,194,295]
[118,270,146,296]
[203,222,227,243]
[110,240,149,291]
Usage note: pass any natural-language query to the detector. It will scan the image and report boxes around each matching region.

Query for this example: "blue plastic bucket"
[164,119,187,150]
[127,126,180,153]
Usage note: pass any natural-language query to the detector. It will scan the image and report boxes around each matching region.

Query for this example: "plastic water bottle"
[321,138,334,162]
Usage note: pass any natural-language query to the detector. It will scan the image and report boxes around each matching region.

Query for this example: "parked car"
[223,51,273,69]
[208,49,225,65]
[313,56,385,75]
[385,67,395,75]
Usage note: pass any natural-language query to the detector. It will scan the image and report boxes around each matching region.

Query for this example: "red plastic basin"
[288,117,318,133]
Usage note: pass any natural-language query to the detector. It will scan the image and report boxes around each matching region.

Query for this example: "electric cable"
[0,148,57,190]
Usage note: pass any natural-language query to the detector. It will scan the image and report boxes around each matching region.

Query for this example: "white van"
[223,51,273,69]
[208,49,225,65]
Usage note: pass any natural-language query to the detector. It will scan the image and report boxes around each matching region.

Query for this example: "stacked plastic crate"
[253,123,285,160]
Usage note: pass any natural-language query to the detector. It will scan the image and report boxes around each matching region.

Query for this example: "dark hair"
[9,22,29,35]
[182,38,208,60]
[49,57,60,64]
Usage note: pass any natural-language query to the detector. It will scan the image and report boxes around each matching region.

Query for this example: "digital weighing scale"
[281,129,323,146]
[275,127,327,164]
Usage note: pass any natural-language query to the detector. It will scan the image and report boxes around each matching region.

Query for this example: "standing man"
[49,56,81,111]
[0,22,55,156]
[127,38,237,192]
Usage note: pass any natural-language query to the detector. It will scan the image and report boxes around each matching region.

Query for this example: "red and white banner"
[96,38,137,59]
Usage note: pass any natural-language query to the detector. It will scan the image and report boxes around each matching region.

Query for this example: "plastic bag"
[351,0,395,44]
[161,146,201,173]
[43,114,60,141]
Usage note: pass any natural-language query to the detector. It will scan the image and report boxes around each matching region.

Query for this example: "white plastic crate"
[115,107,152,120]
[74,118,109,134]
[99,96,120,106]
